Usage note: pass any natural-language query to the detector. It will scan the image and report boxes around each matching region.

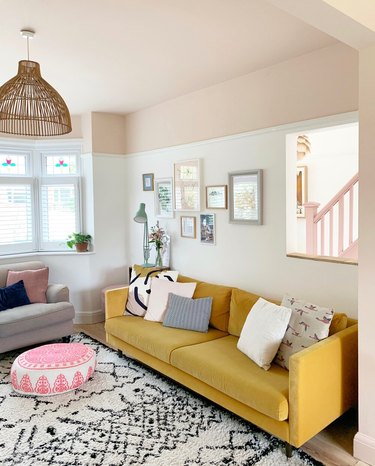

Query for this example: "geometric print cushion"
[274,294,334,370]
[125,267,179,317]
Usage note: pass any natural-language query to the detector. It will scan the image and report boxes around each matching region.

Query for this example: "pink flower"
[149,222,166,250]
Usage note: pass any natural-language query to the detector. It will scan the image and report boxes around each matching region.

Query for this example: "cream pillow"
[144,279,197,322]
[274,294,334,370]
[237,298,292,371]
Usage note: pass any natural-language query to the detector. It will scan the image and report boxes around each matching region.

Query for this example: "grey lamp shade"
[134,203,147,223]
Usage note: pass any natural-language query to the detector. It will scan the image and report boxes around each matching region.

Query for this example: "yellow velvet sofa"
[104,275,358,456]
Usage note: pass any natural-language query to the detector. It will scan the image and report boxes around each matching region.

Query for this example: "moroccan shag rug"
[0,334,323,466]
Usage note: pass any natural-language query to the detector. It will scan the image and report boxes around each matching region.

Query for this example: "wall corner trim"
[354,432,375,465]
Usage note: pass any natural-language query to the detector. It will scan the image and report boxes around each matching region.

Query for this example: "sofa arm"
[46,284,70,303]
[105,286,129,319]
[289,323,358,448]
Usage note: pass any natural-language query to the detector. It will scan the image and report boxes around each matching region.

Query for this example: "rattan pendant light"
[0,29,72,137]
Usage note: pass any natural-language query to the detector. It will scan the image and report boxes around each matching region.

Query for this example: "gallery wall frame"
[200,213,216,245]
[180,216,196,238]
[155,177,174,218]
[206,185,228,209]
[142,173,154,191]
[174,159,201,211]
[229,169,263,225]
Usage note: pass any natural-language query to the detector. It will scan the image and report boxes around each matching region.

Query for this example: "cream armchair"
[0,261,75,353]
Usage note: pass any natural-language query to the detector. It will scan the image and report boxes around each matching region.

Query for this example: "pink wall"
[124,43,358,154]
[354,44,375,465]
[80,112,127,155]
[91,113,126,154]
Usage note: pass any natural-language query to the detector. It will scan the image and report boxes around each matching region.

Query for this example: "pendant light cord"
[27,36,30,60]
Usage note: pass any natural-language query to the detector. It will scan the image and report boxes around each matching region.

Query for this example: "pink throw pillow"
[6,268,49,303]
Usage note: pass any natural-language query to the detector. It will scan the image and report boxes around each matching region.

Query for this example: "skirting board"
[74,308,104,325]
[354,432,375,465]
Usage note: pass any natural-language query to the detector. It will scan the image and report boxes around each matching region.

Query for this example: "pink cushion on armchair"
[7,268,49,303]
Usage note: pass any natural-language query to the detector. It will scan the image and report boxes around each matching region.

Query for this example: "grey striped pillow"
[162,293,212,333]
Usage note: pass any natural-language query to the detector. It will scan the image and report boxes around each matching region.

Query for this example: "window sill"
[287,252,358,266]
[0,251,95,260]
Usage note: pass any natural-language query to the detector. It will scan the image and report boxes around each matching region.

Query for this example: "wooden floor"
[75,323,367,466]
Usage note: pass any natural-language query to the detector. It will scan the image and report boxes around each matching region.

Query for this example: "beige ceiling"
[0,0,337,116]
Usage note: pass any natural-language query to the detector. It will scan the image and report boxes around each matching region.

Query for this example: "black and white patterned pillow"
[125,267,178,317]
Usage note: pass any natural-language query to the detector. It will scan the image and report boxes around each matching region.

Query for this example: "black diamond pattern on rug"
[0,333,324,466]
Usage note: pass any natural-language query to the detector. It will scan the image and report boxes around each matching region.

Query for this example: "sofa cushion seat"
[0,302,75,338]
[105,316,227,363]
[170,335,289,421]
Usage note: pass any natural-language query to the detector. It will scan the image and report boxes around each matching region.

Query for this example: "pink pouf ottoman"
[10,342,96,396]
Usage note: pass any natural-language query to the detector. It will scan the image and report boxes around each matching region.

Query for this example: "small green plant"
[66,232,92,249]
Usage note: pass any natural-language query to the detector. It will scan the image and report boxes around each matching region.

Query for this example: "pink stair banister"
[304,173,359,259]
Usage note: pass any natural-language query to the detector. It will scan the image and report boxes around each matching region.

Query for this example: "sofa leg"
[62,335,71,343]
[285,442,293,458]
[117,349,122,358]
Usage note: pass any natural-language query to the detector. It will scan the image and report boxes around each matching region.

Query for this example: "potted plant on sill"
[66,233,92,252]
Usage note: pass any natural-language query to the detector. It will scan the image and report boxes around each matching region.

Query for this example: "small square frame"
[142,173,154,191]
[206,185,228,209]
[180,216,196,238]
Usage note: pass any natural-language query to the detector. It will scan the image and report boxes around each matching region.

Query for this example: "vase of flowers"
[149,221,166,267]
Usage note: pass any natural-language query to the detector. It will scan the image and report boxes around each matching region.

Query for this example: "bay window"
[0,141,82,255]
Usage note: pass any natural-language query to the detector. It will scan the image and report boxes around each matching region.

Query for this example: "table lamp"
[133,203,152,266]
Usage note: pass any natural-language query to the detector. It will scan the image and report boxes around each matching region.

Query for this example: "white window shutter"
[0,142,83,256]
[0,182,35,253]
[40,179,80,250]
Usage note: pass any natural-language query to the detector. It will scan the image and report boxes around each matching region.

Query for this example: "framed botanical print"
[155,178,174,218]
[229,170,263,225]
[174,159,201,211]
[206,185,227,209]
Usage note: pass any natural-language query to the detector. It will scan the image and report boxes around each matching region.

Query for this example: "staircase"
[305,173,359,260]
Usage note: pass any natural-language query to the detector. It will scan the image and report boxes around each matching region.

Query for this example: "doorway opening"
[286,122,358,263]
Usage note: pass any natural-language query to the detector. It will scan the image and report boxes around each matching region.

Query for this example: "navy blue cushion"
[163,293,212,333]
[0,280,31,311]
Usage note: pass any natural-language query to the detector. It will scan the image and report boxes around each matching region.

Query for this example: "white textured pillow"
[144,279,197,322]
[237,298,292,371]
[274,295,334,370]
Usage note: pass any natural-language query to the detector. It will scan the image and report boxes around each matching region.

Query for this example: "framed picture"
[174,159,201,211]
[229,170,263,225]
[296,166,308,217]
[206,185,228,209]
[200,213,216,245]
[155,178,174,218]
[142,173,154,191]
[180,216,196,238]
